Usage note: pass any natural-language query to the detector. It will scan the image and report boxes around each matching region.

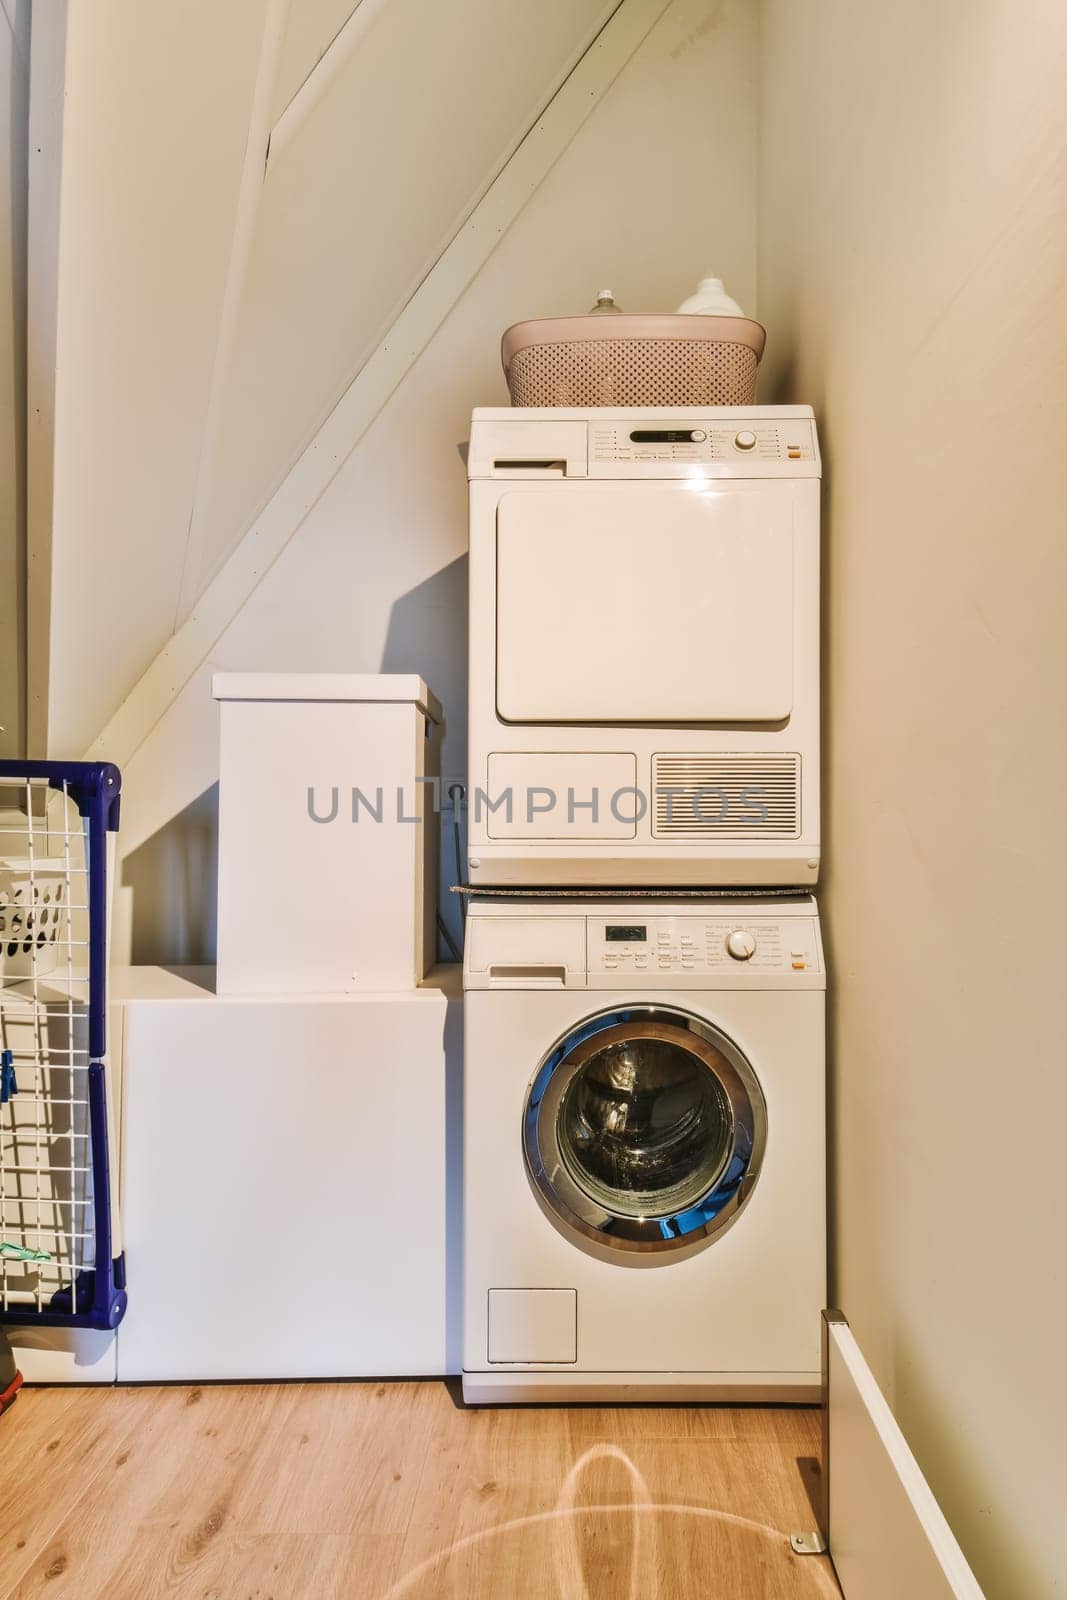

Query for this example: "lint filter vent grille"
[652,753,801,838]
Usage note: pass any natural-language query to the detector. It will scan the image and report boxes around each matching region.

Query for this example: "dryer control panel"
[467,407,821,480]
[589,420,816,465]
[587,914,821,977]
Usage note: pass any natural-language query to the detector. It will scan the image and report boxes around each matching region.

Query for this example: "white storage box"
[115,965,461,1381]
[213,673,441,995]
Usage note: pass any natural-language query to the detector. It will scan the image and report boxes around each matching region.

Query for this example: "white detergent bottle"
[676,274,745,316]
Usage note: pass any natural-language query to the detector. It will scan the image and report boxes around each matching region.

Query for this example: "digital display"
[605,924,647,943]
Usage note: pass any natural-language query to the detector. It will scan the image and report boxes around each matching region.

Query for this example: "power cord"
[449,783,466,925]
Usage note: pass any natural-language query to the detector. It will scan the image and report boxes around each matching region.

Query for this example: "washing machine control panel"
[588,915,821,977]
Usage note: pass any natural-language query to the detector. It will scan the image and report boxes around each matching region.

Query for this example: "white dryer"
[462,896,826,1403]
[467,406,821,888]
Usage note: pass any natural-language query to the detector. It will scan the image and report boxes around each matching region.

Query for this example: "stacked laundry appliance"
[462,307,826,1402]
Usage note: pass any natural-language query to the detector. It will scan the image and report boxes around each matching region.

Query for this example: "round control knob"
[734,430,757,451]
[725,929,757,961]
[689,429,707,442]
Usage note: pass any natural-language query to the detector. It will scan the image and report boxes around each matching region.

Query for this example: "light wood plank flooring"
[0,1382,841,1598]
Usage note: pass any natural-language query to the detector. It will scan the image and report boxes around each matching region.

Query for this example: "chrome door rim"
[523,1006,767,1255]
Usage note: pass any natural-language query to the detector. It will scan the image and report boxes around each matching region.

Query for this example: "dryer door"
[523,1006,767,1256]
[495,484,795,724]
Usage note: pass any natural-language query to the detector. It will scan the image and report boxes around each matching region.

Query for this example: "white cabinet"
[115,966,460,1381]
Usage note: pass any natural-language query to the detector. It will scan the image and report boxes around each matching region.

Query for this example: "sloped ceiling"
[177,0,617,617]
[35,0,617,758]
[34,0,271,760]
[37,0,616,755]
[271,0,364,117]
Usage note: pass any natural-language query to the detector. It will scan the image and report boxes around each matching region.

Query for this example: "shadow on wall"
[123,784,219,966]
[121,556,470,968]
[382,553,470,952]
[380,551,468,701]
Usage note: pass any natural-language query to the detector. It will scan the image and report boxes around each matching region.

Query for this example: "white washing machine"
[466,406,821,888]
[463,895,826,1403]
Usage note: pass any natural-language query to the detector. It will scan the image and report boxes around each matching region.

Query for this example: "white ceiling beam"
[267,0,378,165]
[86,0,671,767]
[173,0,292,626]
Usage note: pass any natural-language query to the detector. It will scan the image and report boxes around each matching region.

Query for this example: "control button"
[792,959,807,970]
[734,430,757,451]
[689,429,707,442]
[725,929,757,961]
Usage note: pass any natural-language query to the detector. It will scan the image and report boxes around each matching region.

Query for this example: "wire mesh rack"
[0,762,126,1331]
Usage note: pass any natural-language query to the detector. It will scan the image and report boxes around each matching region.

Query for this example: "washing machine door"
[523,1007,767,1256]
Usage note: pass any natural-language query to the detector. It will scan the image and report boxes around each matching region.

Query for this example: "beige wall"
[758,3,1067,1595]
[0,0,28,756]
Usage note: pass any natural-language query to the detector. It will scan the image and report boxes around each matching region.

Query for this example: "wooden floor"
[0,1382,841,1599]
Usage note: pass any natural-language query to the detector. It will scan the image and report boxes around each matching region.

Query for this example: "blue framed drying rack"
[0,761,127,1331]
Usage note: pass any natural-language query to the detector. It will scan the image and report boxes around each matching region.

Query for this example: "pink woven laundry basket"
[501,314,766,408]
